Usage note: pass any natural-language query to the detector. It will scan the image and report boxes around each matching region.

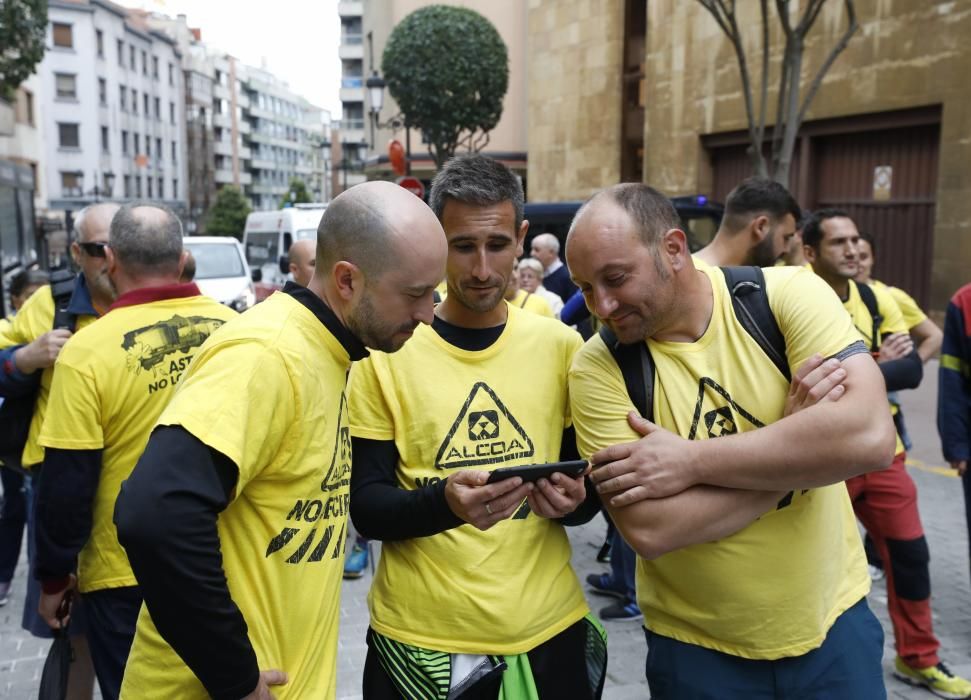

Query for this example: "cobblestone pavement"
[2,361,970,699]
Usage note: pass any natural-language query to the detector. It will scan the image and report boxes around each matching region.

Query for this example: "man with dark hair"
[803,209,971,698]
[568,183,895,699]
[350,154,605,698]
[697,177,801,268]
[114,182,447,700]
[34,203,237,699]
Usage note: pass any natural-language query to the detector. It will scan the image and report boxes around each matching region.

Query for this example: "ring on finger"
[485,502,493,515]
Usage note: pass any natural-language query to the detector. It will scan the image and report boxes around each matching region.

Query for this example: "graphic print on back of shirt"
[435,381,535,470]
[266,390,352,564]
[121,314,229,389]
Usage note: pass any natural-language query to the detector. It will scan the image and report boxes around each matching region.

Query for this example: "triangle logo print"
[435,381,535,470]
[320,391,352,492]
[687,377,767,441]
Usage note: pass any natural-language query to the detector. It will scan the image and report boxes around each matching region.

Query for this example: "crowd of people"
[0,156,970,700]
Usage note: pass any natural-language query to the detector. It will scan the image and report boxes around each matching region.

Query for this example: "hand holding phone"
[486,460,588,484]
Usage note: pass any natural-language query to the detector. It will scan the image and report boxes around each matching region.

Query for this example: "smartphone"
[485,460,588,484]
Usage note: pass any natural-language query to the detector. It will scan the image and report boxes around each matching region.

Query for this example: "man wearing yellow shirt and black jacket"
[568,184,896,699]
[349,155,605,699]
[803,209,971,698]
[113,182,447,700]
[33,203,237,699]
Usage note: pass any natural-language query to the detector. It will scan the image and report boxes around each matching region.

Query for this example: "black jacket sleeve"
[114,426,260,700]
[880,350,923,392]
[556,427,601,527]
[349,437,464,541]
[34,448,102,588]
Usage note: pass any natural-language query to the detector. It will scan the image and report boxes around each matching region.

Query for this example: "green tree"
[279,177,311,209]
[204,186,250,238]
[0,0,48,100]
[383,5,508,170]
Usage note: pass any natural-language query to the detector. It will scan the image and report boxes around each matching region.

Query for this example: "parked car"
[242,204,327,301]
[182,236,256,312]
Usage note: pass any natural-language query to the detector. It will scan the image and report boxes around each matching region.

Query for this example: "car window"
[186,243,246,279]
[244,232,279,268]
[295,229,316,241]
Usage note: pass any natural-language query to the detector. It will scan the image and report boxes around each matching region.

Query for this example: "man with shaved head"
[115,181,447,699]
[287,238,316,287]
[33,202,236,698]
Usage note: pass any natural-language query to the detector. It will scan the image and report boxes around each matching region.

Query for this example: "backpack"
[599,266,789,420]
[0,270,78,471]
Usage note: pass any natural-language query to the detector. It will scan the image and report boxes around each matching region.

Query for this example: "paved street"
[2,361,970,699]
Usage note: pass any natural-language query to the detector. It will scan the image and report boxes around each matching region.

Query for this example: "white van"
[242,204,327,301]
[183,236,256,311]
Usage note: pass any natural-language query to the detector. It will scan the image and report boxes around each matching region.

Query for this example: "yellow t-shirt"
[38,292,236,593]
[349,303,588,654]
[120,291,357,700]
[0,285,98,467]
[510,288,554,318]
[569,265,870,660]
[870,280,927,331]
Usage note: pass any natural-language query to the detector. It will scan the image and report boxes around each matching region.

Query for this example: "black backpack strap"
[721,266,791,382]
[48,269,78,332]
[853,280,883,352]
[598,326,654,422]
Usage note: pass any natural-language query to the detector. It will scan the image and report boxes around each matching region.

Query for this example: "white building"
[41,0,187,216]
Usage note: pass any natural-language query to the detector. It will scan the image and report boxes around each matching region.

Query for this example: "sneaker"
[0,581,9,607]
[586,573,625,600]
[599,600,643,622]
[343,543,369,580]
[893,657,971,699]
[868,564,885,582]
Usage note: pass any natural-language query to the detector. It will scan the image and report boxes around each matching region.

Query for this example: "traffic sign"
[396,176,425,199]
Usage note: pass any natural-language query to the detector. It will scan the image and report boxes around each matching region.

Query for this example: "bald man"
[530,231,577,303]
[115,181,447,700]
[288,239,316,287]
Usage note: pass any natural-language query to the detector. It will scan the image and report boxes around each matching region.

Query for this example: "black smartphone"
[485,460,588,484]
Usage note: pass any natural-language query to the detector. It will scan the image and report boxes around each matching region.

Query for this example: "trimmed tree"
[0,0,48,100]
[383,5,508,170]
[279,177,311,209]
[697,0,859,186]
[204,186,250,238]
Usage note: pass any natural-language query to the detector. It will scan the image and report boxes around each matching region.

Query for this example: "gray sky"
[140,0,343,117]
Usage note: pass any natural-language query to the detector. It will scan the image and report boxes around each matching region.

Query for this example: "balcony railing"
[342,33,363,45]
[341,77,363,88]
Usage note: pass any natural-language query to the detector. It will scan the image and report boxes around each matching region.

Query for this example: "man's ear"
[516,219,529,257]
[803,244,817,265]
[70,241,81,266]
[105,246,119,277]
[662,228,690,271]
[332,260,362,301]
[751,215,770,243]
[177,249,188,277]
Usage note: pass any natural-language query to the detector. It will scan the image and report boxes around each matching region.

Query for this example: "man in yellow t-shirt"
[804,210,971,697]
[567,184,896,699]
[34,203,236,699]
[113,182,447,700]
[350,154,605,699]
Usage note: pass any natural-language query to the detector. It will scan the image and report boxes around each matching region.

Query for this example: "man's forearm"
[0,346,41,397]
[691,354,896,492]
[880,350,923,391]
[607,485,782,560]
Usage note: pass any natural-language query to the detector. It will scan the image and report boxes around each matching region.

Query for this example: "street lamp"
[87,170,116,202]
[364,69,409,174]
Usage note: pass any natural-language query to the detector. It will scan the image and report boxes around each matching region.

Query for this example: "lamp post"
[88,170,116,202]
[364,69,410,176]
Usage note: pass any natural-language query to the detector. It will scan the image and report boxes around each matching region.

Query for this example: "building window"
[135,176,142,198]
[156,137,162,160]
[130,44,136,70]
[96,29,104,57]
[101,126,109,153]
[98,78,106,105]
[58,123,80,149]
[124,175,131,198]
[117,39,124,66]
[170,101,176,124]
[15,89,34,126]
[145,136,151,157]
[122,130,129,154]
[154,97,160,119]
[143,93,149,115]
[147,177,153,198]
[168,62,174,85]
[158,177,164,198]
[132,88,138,114]
[142,50,148,75]
[119,85,127,110]
[171,140,177,162]
[172,178,178,198]
[60,171,82,197]
[52,23,73,48]
[134,133,140,154]
[55,73,76,99]
[152,56,159,79]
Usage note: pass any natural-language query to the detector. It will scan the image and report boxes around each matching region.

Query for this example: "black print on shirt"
[121,314,227,380]
[435,382,535,470]
[688,377,766,441]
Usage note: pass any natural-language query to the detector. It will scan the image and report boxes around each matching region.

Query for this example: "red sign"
[396,176,425,199]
